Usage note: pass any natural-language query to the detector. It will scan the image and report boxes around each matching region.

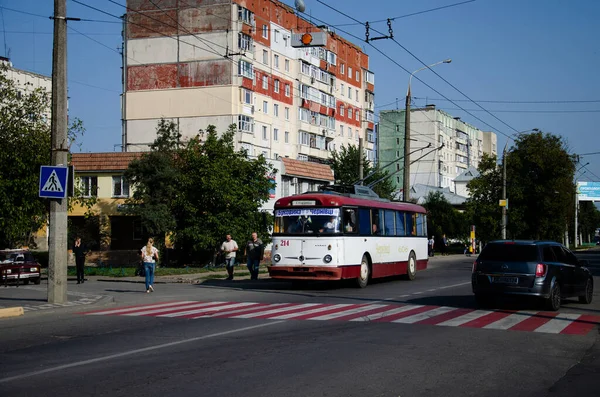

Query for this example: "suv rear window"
[478,243,539,262]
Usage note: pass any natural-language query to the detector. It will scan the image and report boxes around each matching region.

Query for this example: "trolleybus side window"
[396,212,406,236]
[358,208,372,235]
[343,208,357,234]
[416,213,426,236]
[384,210,396,236]
[371,209,383,235]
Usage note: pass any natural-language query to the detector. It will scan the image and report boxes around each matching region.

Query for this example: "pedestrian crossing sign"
[39,166,68,199]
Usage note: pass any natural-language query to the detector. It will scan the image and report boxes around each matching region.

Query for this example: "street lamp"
[404,59,451,201]
[501,128,539,239]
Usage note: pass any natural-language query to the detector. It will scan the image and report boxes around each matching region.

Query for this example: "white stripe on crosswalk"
[85,301,197,316]
[124,301,231,317]
[196,303,290,319]
[534,313,582,334]
[231,303,320,319]
[391,306,458,324]
[349,305,421,322]
[308,304,389,321]
[483,311,535,330]
[158,302,260,318]
[269,304,354,320]
[437,310,489,327]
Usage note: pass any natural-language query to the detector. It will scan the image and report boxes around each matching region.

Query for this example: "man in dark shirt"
[73,237,87,284]
[245,232,264,280]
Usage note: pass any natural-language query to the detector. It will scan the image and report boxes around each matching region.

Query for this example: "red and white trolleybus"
[268,186,429,287]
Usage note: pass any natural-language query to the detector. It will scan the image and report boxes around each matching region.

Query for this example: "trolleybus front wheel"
[356,255,370,288]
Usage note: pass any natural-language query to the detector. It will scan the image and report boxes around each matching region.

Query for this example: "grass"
[60,264,269,278]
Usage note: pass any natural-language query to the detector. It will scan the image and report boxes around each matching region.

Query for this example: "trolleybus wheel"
[356,255,370,288]
[405,251,417,281]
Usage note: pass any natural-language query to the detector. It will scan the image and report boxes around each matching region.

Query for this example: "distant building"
[1,56,52,120]
[454,166,480,198]
[378,106,497,197]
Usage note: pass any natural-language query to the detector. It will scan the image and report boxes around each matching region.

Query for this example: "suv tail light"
[535,264,547,278]
[472,261,478,273]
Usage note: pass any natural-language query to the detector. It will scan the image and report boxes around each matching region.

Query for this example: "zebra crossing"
[82,300,600,336]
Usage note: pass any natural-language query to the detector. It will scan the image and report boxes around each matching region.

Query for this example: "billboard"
[577,181,600,201]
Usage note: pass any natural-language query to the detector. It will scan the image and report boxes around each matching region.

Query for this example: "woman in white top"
[141,238,159,293]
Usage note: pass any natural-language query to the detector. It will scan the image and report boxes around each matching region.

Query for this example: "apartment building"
[378,106,497,196]
[122,0,376,164]
[1,56,52,119]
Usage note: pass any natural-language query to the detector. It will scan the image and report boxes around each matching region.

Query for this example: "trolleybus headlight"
[323,254,332,263]
[273,254,281,263]
[327,244,332,250]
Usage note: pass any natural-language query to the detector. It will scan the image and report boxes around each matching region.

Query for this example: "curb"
[0,306,25,319]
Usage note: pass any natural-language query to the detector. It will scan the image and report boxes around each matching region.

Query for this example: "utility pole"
[501,145,507,239]
[574,190,579,247]
[358,137,364,185]
[403,92,411,201]
[48,0,69,304]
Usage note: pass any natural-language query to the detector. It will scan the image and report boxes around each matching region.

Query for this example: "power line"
[581,163,600,182]
[414,96,600,104]
[3,30,121,36]
[334,0,477,27]
[0,5,120,23]
[579,151,600,156]
[437,108,600,114]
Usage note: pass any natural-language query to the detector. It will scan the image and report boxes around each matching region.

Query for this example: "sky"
[1,0,599,185]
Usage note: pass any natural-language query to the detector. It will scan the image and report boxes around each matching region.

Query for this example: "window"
[284,107,290,120]
[262,101,268,114]
[274,29,280,42]
[80,176,97,198]
[355,110,359,121]
[348,67,353,78]
[112,176,129,198]
[365,70,375,84]
[285,131,289,143]
[241,143,253,155]
[340,64,345,75]
[238,33,252,51]
[395,212,406,236]
[366,111,374,122]
[416,213,426,236]
[262,50,268,65]
[262,125,268,140]
[238,6,255,26]
[340,105,345,116]
[340,125,344,137]
[348,128,352,139]
[342,208,357,234]
[274,54,279,69]
[285,59,290,71]
[348,86,352,98]
[238,115,254,133]
[355,89,359,101]
[274,79,280,93]
[238,60,254,79]
[341,83,345,96]
[262,24,268,39]
[396,138,400,145]
[274,128,279,141]
[356,70,359,81]
[262,75,268,89]
[285,84,290,97]
[384,210,396,236]
[242,88,253,104]
[358,208,372,235]
[348,108,353,119]
[273,104,279,117]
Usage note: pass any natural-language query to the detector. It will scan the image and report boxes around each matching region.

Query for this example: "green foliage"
[578,201,600,243]
[465,153,503,243]
[329,145,395,200]
[124,121,274,263]
[423,191,468,241]
[466,132,575,242]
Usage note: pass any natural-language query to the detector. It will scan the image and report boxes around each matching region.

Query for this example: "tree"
[0,66,84,248]
[423,191,468,242]
[329,145,395,200]
[173,124,274,260]
[577,201,600,244]
[124,119,182,250]
[465,153,503,244]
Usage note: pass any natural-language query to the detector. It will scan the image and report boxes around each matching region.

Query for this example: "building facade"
[123,0,376,164]
[378,106,497,195]
[1,56,52,120]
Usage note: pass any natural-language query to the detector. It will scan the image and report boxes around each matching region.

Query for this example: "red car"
[0,249,42,285]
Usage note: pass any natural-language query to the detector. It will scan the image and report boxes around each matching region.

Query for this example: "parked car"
[472,240,593,311]
[0,249,42,285]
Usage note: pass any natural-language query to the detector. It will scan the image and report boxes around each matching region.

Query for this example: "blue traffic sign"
[39,166,68,199]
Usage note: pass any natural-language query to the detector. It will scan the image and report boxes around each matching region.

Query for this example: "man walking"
[428,236,435,257]
[73,236,87,284]
[245,232,264,280]
[221,234,239,281]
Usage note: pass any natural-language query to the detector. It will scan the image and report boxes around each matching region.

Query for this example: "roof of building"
[410,183,467,206]
[280,157,334,181]
[454,166,480,183]
[71,152,142,172]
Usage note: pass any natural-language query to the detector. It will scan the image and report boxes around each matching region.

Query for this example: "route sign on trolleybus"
[268,185,429,288]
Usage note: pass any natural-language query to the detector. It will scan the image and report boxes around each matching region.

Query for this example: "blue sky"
[1,0,599,183]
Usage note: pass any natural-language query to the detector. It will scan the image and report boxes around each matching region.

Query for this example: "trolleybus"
[268,185,429,287]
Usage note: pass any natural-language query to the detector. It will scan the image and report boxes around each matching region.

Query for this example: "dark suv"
[471,240,593,311]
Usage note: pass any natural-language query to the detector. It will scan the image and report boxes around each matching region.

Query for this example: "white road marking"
[308,304,388,321]
[0,321,285,384]
[392,306,458,324]
[85,301,197,316]
[534,313,582,334]
[269,304,353,320]
[437,310,489,327]
[350,305,422,322]
[483,312,536,330]
[124,301,231,317]
[158,302,260,318]
[232,303,320,319]
[195,303,289,319]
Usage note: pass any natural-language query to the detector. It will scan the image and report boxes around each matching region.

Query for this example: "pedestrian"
[245,232,264,280]
[221,234,239,280]
[73,236,87,284]
[428,236,435,257]
[441,234,448,256]
[140,238,159,293]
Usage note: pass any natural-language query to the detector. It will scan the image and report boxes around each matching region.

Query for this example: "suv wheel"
[546,283,561,311]
[579,278,593,304]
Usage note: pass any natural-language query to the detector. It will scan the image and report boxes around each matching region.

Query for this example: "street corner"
[0,306,24,319]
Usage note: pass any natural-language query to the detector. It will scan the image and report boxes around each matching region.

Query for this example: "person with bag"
[245,232,264,280]
[140,238,159,293]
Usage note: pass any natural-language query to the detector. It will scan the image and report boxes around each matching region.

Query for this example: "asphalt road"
[1,253,599,397]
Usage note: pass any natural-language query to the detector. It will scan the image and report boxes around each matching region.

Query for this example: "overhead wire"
[413,96,600,104]
[0,4,120,23]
